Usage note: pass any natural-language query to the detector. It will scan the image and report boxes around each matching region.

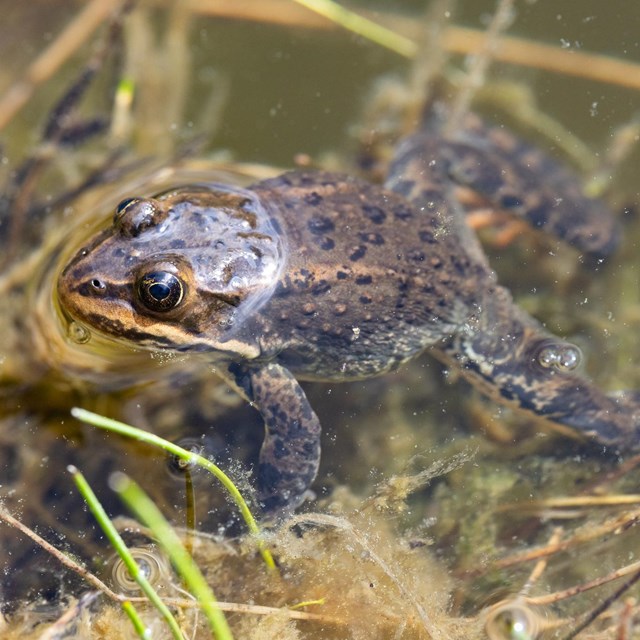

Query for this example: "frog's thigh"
[228,362,321,515]
[440,136,618,259]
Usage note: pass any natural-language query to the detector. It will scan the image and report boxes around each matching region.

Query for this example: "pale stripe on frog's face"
[57,184,286,359]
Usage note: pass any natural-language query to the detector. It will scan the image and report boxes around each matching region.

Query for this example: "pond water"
[0,1,639,638]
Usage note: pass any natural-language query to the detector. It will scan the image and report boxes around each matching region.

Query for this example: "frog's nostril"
[90,278,107,293]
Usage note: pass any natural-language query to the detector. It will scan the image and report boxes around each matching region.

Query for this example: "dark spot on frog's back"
[304,191,323,206]
[169,238,186,249]
[190,211,210,230]
[349,245,367,261]
[407,249,425,262]
[500,193,523,209]
[312,280,331,296]
[318,237,335,250]
[307,216,335,234]
[421,188,445,202]
[527,204,549,228]
[362,204,387,224]
[419,230,436,244]
[355,275,372,285]
[393,204,413,220]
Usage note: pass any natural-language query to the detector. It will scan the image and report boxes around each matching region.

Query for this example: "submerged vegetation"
[0,0,639,637]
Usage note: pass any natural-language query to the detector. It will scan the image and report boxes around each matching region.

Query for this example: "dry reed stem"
[4,0,639,136]
[444,0,515,135]
[520,528,563,596]
[0,0,125,133]
[444,27,640,92]
[528,560,640,607]
[0,507,123,603]
[498,494,640,512]
[492,508,640,570]
[185,0,640,90]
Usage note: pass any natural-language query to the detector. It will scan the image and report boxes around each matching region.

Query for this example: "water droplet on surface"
[535,340,581,372]
[67,321,90,344]
[557,345,581,371]
[109,546,169,595]
[484,599,541,640]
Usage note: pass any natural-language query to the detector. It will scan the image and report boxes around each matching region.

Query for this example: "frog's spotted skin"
[58,115,640,515]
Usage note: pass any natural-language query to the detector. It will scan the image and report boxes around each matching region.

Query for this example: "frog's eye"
[115,197,164,237]
[116,198,141,215]
[115,197,141,218]
[137,271,185,312]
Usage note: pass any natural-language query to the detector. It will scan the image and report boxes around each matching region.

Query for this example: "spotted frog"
[57,110,640,515]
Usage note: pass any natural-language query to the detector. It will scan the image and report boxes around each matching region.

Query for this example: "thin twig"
[519,528,563,597]
[0,506,123,603]
[559,569,640,640]
[128,596,346,623]
[492,509,640,570]
[444,27,640,92]
[497,494,640,512]
[528,559,640,606]
[445,0,515,135]
[1,2,128,271]
[171,0,640,90]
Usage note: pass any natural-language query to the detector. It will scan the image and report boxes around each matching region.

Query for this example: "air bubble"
[535,340,581,372]
[484,599,542,640]
[109,546,170,595]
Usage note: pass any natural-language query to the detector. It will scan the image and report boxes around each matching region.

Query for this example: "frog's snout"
[56,260,104,320]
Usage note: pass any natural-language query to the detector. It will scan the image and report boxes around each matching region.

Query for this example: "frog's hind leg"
[226,362,321,517]
[435,284,640,451]
[392,108,621,261]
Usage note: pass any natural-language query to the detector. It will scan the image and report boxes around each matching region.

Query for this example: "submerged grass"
[69,465,185,640]
[291,0,416,57]
[71,406,277,571]
[112,471,235,640]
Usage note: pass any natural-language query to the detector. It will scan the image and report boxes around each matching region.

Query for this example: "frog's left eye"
[115,197,141,218]
[137,271,185,312]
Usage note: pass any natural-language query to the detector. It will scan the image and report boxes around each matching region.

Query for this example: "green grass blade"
[121,600,150,639]
[292,0,416,57]
[71,407,276,571]
[69,465,185,640]
[111,472,235,640]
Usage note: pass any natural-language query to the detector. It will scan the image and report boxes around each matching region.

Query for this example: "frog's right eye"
[136,270,185,312]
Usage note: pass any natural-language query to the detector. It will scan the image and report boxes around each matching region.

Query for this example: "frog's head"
[57,184,285,358]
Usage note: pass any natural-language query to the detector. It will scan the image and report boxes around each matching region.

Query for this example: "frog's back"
[249,171,487,379]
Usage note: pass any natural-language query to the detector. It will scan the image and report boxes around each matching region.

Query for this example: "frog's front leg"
[226,362,321,516]
[436,284,640,449]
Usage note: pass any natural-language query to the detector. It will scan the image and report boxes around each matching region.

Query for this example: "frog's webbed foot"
[436,286,640,451]
[227,362,321,517]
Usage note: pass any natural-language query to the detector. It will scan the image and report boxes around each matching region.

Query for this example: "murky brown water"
[0,1,639,638]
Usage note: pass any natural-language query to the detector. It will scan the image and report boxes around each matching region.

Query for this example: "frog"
[57,107,640,516]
